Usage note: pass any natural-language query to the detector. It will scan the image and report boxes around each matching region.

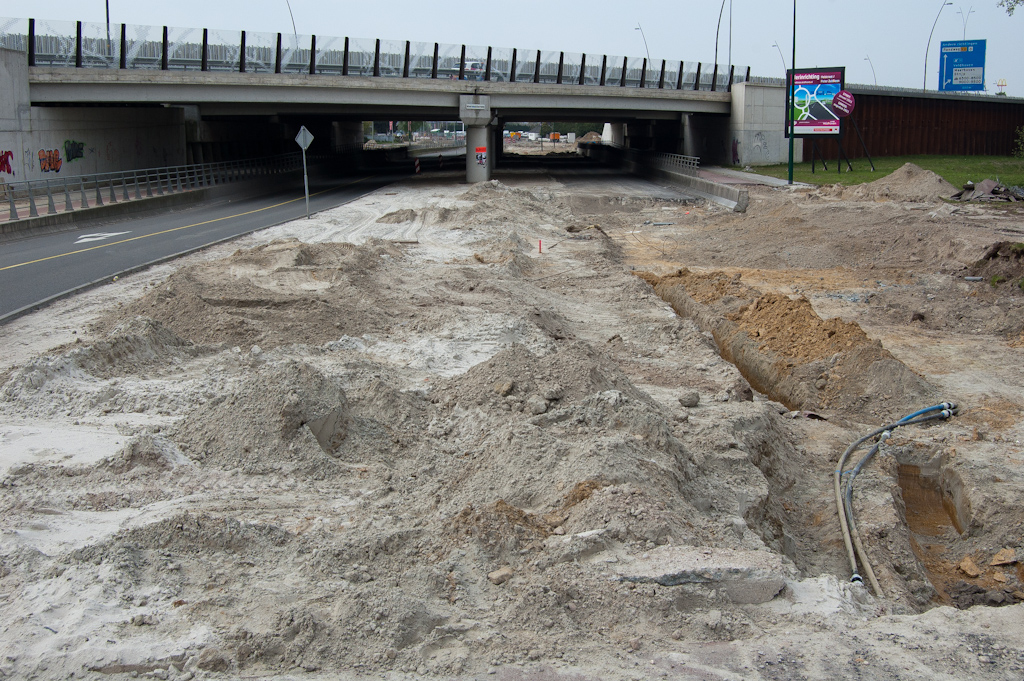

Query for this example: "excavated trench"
[898,462,965,603]
[638,268,1022,610]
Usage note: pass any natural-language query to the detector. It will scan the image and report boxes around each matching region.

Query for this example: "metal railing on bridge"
[1,17,751,93]
[2,152,306,223]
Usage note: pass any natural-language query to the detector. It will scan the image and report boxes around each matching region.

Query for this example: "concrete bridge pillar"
[460,94,493,183]
[602,122,625,147]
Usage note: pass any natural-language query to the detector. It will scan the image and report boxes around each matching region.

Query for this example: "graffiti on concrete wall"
[39,149,63,173]
[64,140,85,162]
[0,150,14,176]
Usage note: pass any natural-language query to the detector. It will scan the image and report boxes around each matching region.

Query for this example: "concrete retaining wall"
[729,82,803,167]
[1,47,186,184]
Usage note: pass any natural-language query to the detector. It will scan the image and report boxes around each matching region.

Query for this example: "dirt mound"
[0,317,202,418]
[729,293,871,364]
[647,268,758,307]
[105,239,405,349]
[171,358,350,476]
[578,131,603,143]
[377,208,417,223]
[967,241,1024,292]
[842,162,958,203]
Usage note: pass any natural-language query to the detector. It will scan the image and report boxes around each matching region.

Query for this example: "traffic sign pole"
[294,125,314,219]
[301,150,310,219]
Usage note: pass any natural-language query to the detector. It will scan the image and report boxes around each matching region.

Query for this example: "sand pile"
[828,162,958,203]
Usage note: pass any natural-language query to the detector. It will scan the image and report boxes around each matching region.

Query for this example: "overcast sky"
[7,0,1023,97]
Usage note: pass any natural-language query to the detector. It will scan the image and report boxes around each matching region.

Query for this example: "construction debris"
[950,179,1024,202]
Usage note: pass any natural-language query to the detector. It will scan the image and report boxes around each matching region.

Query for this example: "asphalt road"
[0,172,397,321]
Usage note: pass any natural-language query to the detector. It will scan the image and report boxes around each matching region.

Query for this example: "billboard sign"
[787,67,845,137]
[939,40,986,92]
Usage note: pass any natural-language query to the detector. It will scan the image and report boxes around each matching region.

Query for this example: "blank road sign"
[295,126,314,150]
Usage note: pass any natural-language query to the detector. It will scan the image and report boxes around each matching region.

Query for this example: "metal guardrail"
[601,143,701,178]
[2,153,306,222]
[0,16,751,93]
[646,151,701,177]
[363,138,467,151]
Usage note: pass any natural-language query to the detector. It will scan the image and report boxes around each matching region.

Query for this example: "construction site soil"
[1,163,1024,680]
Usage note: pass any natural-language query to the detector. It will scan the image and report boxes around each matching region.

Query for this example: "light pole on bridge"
[923,1,953,91]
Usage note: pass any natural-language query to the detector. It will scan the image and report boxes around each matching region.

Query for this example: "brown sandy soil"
[1,164,1023,681]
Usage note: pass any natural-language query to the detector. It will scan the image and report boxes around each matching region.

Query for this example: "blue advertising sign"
[939,40,986,92]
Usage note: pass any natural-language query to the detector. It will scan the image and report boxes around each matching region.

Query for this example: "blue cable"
[898,402,956,423]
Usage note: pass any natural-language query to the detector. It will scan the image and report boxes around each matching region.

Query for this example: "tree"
[1000,0,1022,14]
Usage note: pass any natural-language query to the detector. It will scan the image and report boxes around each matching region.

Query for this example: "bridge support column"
[460,94,493,183]
[602,122,625,147]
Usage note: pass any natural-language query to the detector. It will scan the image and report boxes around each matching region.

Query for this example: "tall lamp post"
[105,0,111,57]
[957,6,975,39]
[771,42,787,73]
[635,24,651,68]
[924,1,953,91]
[787,1,796,185]
[864,55,877,85]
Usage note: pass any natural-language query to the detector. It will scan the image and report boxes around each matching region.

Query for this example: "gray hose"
[835,409,956,595]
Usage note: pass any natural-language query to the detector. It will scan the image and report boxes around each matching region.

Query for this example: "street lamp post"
[635,24,651,68]
[957,6,975,39]
[787,1,796,185]
[924,1,953,91]
[864,55,877,85]
[105,0,111,57]
[771,42,787,74]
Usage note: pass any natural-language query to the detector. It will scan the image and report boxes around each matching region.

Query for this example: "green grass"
[748,155,1024,188]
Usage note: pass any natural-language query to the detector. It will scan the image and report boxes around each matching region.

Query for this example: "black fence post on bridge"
[745,66,750,83]
[676,61,684,90]
[403,41,410,78]
[509,48,517,82]
[343,38,350,76]
[75,21,82,67]
[534,50,541,83]
[374,39,381,77]
[556,52,564,84]
[458,45,466,80]
[693,62,702,90]
[119,24,127,69]
[201,29,208,71]
[431,43,438,78]
[620,56,627,86]
[658,59,666,88]
[600,55,607,86]
[484,46,491,81]
[579,54,586,85]
[239,31,246,72]
[639,58,646,88]
[309,35,316,74]
[161,27,168,70]
[275,33,282,73]
[27,18,35,66]
[710,64,718,92]
[727,65,735,92]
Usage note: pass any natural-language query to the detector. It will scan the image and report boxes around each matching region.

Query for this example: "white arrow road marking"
[74,232,131,244]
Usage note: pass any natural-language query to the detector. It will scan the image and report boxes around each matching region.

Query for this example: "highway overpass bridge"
[1,16,790,183]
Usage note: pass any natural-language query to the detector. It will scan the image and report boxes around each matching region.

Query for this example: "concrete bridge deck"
[28,68,732,121]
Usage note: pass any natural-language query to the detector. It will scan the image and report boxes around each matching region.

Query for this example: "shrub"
[990,274,1008,287]
[1015,126,1024,159]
